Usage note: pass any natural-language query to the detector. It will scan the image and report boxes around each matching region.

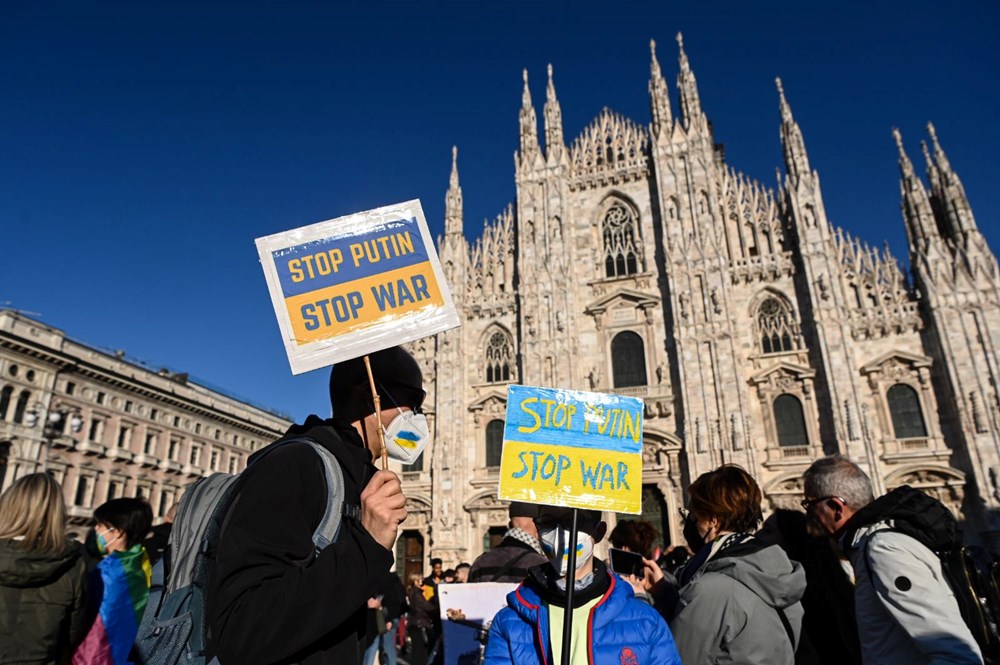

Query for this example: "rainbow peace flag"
[73,545,151,665]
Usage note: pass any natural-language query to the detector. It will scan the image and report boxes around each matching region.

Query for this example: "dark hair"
[93,497,153,548]
[609,519,659,559]
[687,465,763,533]
[430,557,443,567]
[456,562,470,570]
[443,569,456,578]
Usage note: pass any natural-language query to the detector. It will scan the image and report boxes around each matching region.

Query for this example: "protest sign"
[438,582,517,665]
[498,385,644,514]
[255,200,459,374]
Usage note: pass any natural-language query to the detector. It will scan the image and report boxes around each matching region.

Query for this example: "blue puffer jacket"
[484,562,681,665]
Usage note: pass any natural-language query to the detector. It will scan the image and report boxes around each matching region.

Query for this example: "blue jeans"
[363,618,399,665]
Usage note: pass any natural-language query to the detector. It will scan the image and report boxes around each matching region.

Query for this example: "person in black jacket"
[468,502,547,583]
[207,346,427,665]
[363,572,407,665]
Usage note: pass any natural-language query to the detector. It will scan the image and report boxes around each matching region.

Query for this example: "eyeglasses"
[800,495,847,511]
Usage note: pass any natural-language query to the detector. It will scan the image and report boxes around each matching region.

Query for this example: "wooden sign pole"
[363,355,389,470]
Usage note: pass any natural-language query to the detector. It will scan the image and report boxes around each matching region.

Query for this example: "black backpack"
[846,485,1000,664]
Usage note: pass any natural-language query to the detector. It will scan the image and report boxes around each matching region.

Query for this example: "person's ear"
[591,521,608,544]
[829,498,844,521]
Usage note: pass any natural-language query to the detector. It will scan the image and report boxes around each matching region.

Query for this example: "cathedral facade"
[397,35,1000,574]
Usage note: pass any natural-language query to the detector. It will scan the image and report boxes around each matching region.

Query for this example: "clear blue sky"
[2,1,997,421]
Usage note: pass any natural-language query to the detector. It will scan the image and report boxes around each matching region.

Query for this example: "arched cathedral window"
[887,384,927,439]
[757,298,796,354]
[602,204,640,278]
[773,394,808,447]
[611,331,647,388]
[485,331,512,383]
[485,419,505,468]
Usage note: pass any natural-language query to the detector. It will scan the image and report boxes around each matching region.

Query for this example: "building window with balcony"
[158,490,172,517]
[602,204,641,278]
[74,476,90,506]
[887,384,927,439]
[168,438,180,461]
[773,394,808,447]
[144,433,158,455]
[65,381,76,396]
[485,419,505,468]
[12,390,30,424]
[117,425,132,449]
[107,480,120,500]
[210,449,220,471]
[88,419,104,443]
[190,445,202,466]
[228,456,238,474]
[757,298,796,354]
[485,331,513,383]
[611,332,647,388]
[0,386,12,421]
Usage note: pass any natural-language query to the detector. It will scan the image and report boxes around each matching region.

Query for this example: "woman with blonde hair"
[0,472,88,665]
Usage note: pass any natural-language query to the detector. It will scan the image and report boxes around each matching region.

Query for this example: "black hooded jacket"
[207,416,394,665]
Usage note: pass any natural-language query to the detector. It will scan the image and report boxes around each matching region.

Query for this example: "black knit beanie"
[329,346,425,424]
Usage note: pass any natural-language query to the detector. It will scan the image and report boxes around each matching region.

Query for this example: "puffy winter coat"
[670,537,806,664]
[846,523,983,665]
[0,538,88,665]
[484,560,681,665]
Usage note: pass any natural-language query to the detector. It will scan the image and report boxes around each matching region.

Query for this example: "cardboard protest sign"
[255,200,459,374]
[498,385,643,514]
[438,583,518,665]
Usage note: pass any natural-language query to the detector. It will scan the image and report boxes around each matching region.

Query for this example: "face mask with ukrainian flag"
[382,408,430,465]
[539,525,595,576]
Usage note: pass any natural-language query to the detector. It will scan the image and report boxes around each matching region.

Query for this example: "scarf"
[506,526,544,554]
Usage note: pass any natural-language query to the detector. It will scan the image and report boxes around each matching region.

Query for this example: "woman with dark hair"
[73,497,153,665]
[669,465,806,664]
[0,473,88,664]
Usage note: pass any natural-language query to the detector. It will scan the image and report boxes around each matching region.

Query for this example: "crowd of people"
[0,345,992,665]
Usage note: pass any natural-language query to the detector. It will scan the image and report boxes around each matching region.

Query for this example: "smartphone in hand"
[609,548,645,580]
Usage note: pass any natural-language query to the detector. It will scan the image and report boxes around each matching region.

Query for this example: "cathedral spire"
[676,33,705,132]
[544,63,565,163]
[924,121,978,240]
[775,77,812,186]
[444,145,463,236]
[649,39,672,138]
[518,68,541,167]
[893,128,938,254]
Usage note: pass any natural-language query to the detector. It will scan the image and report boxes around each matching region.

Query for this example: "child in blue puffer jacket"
[484,507,681,665]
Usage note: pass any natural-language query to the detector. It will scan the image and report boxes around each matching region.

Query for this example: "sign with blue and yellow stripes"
[256,200,459,374]
[498,385,644,514]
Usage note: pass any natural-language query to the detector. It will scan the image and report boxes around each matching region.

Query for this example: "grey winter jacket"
[846,523,983,665]
[669,537,806,665]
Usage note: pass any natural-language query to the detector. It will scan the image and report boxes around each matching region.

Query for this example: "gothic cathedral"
[397,35,1000,571]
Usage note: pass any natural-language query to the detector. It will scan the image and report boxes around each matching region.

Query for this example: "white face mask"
[539,526,595,576]
[382,408,430,465]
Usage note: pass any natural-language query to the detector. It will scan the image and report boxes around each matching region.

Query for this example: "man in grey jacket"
[803,455,982,665]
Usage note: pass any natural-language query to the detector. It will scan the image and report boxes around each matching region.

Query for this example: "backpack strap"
[259,436,349,552]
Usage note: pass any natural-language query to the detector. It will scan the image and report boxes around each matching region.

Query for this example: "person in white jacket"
[802,455,983,665]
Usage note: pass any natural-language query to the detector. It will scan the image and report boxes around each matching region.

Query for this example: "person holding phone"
[609,519,681,621]
[484,506,680,665]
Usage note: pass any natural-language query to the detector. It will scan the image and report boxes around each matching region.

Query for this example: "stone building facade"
[398,35,1000,575]
[0,310,291,531]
